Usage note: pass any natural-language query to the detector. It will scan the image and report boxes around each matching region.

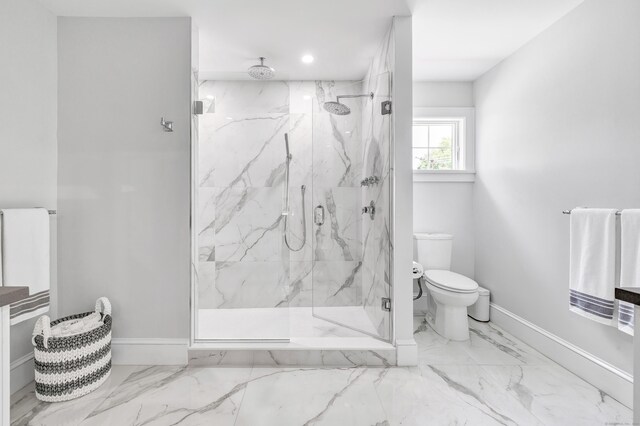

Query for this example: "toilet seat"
[424,270,478,294]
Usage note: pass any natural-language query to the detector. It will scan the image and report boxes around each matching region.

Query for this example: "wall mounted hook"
[161,117,174,132]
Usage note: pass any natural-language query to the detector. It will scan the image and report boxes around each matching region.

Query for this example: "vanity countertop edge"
[615,287,640,306]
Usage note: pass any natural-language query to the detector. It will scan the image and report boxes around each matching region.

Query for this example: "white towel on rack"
[0,208,50,325]
[618,209,640,335]
[569,208,617,325]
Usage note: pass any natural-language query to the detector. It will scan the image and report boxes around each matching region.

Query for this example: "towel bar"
[562,209,622,216]
[0,209,56,215]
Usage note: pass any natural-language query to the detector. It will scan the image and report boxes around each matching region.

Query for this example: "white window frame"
[412,107,475,182]
[413,118,462,171]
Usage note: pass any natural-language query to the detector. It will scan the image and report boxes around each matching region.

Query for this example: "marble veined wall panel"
[197,80,365,312]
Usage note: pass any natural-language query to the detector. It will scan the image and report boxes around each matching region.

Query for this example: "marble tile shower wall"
[196,80,365,311]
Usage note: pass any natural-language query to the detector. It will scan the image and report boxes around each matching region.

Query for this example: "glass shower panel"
[194,81,291,341]
[361,72,392,341]
[311,75,392,341]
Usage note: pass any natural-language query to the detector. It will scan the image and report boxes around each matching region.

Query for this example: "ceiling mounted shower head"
[323,101,351,115]
[248,57,275,80]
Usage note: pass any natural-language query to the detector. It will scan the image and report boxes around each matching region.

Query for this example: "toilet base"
[424,282,478,342]
[434,304,470,341]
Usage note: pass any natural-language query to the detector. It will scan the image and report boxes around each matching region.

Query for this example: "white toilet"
[414,233,479,341]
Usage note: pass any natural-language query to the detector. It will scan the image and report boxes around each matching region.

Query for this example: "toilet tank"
[413,233,453,270]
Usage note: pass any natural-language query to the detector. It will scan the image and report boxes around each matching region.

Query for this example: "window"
[413,119,462,170]
[413,107,475,182]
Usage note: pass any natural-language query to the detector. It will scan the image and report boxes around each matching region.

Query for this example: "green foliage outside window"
[415,137,452,170]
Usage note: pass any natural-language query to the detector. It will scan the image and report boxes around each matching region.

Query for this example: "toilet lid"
[424,270,479,293]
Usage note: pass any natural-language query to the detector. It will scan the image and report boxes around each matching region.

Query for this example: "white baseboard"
[490,303,633,409]
[395,338,418,366]
[10,339,189,394]
[111,338,188,366]
[10,353,34,394]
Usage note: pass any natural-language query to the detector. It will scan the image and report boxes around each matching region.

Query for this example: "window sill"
[413,171,476,183]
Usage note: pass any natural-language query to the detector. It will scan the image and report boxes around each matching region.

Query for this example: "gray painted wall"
[474,0,639,375]
[57,18,192,339]
[412,82,475,313]
[0,0,57,363]
[413,82,474,108]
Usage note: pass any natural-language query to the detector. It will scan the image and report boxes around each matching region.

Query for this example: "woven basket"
[32,297,112,402]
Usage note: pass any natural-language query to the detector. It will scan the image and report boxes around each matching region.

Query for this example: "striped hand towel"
[0,208,50,324]
[569,208,617,325]
[618,210,640,335]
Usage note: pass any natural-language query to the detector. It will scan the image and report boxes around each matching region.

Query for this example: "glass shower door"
[194,80,291,342]
[311,74,392,341]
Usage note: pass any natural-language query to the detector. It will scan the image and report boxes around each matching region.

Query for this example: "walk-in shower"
[192,60,394,358]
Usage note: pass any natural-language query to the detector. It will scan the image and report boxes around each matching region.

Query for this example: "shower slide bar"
[0,210,56,215]
[562,209,622,216]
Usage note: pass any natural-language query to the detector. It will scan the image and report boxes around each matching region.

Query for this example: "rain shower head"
[248,57,275,80]
[323,92,374,116]
[323,101,351,115]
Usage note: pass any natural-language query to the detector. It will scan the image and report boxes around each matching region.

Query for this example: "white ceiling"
[38,0,413,81]
[412,0,584,81]
[37,0,583,82]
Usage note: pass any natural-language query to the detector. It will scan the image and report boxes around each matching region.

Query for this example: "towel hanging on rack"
[569,208,617,326]
[618,210,640,335]
[0,208,51,324]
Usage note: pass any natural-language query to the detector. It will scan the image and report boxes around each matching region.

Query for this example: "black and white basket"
[32,297,112,402]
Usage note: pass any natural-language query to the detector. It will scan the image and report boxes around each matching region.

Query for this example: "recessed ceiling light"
[345,131,351,134]
[206,95,214,100]
[301,54,314,64]
[225,117,233,120]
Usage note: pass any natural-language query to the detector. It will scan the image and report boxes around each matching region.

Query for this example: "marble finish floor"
[12,317,632,425]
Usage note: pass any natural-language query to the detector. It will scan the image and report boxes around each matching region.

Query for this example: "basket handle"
[32,315,51,349]
[95,297,111,316]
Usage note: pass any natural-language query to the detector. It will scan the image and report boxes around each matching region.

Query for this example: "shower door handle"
[314,205,325,226]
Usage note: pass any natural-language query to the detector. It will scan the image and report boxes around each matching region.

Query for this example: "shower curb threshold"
[187,339,397,367]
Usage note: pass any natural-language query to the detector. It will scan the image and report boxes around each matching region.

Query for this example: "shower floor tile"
[196,306,377,341]
[12,318,632,426]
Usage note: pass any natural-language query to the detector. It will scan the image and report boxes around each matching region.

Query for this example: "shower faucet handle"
[361,176,380,187]
[362,201,376,220]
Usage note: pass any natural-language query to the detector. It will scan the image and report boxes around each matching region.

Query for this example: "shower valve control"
[360,176,380,187]
[362,201,376,220]
[381,297,391,312]
[314,205,325,226]
[381,100,392,115]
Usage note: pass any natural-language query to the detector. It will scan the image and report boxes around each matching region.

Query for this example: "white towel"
[569,208,617,325]
[0,208,50,325]
[50,312,103,338]
[618,209,640,335]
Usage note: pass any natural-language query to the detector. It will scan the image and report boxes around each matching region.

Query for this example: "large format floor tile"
[369,366,543,426]
[11,366,141,426]
[81,366,252,426]
[11,318,632,425]
[235,367,387,426]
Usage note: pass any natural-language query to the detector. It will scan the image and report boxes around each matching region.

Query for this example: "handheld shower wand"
[283,133,306,252]
[283,133,292,215]
[285,133,291,160]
